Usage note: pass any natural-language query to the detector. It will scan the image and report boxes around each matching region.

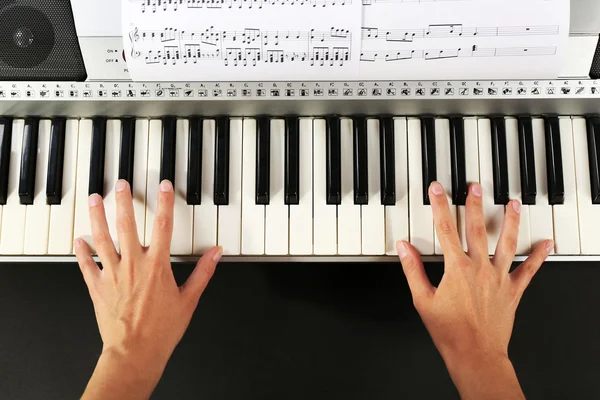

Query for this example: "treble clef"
[129,28,141,59]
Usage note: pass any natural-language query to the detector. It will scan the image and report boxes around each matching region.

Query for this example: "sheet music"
[359,0,570,80]
[123,0,362,80]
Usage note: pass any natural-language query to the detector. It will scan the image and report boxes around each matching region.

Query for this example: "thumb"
[511,240,552,297]
[181,246,222,302]
[397,241,434,305]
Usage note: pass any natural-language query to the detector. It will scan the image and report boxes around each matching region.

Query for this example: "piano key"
[313,118,337,255]
[450,117,467,206]
[458,118,480,251]
[284,116,300,205]
[552,117,580,254]
[289,118,313,255]
[19,118,40,205]
[421,117,436,206]
[73,119,94,252]
[385,118,409,255]
[193,119,218,254]
[353,116,368,205]
[529,118,555,252]
[326,116,342,205]
[408,118,434,255]
[491,116,509,205]
[48,120,78,254]
[187,117,202,205]
[103,120,122,251]
[132,119,149,245]
[46,117,66,205]
[118,118,136,191]
[0,118,12,205]
[379,116,396,206]
[338,117,361,255]
[0,119,25,255]
[265,119,288,255]
[160,117,176,185]
[362,118,385,255]
[217,118,242,255]
[434,118,457,255]
[255,116,270,205]
[88,117,107,196]
[172,119,193,255]
[544,116,565,205]
[587,116,600,204]
[506,117,531,255]
[478,118,505,255]
[144,120,162,247]
[214,117,230,206]
[517,116,537,205]
[241,119,265,255]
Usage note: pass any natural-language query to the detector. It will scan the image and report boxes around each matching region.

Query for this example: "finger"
[115,180,142,258]
[397,241,434,308]
[465,183,489,262]
[181,246,222,303]
[429,182,463,256]
[150,180,175,257]
[511,240,553,296]
[74,238,101,290]
[492,200,521,270]
[88,194,120,266]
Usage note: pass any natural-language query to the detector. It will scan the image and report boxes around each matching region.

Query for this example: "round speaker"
[0,5,55,68]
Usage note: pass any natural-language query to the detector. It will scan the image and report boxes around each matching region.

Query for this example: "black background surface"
[0,261,598,400]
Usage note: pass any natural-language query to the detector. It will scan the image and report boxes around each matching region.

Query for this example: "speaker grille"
[591,35,600,79]
[0,0,86,81]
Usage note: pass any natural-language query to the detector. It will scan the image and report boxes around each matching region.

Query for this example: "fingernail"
[430,182,444,196]
[116,180,128,192]
[213,246,223,262]
[512,200,521,214]
[471,183,482,197]
[73,239,81,249]
[88,194,101,207]
[396,241,408,259]
[545,240,554,252]
[160,180,173,192]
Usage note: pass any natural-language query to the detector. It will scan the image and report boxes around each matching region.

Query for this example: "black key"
[517,117,537,205]
[450,117,467,206]
[421,117,436,205]
[160,117,177,186]
[491,117,509,205]
[187,117,203,205]
[284,116,300,205]
[353,116,368,205]
[214,117,230,206]
[118,118,136,193]
[19,118,40,205]
[326,116,342,205]
[0,118,13,205]
[255,117,270,205]
[46,118,66,205]
[544,116,565,205]
[88,117,107,196]
[587,116,600,204]
[379,116,396,206]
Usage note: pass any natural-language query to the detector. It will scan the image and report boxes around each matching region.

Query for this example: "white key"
[193,120,218,254]
[337,118,361,255]
[103,120,121,251]
[265,119,289,255]
[171,119,193,255]
[289,118,313,255]
[478,118,504,255]
[73,119,94,252]
[434,119,457,255]
[144,120,162,247]
[48,120,79,254]
[23,120,51,255]
[573,117,600,254]
[553,117,580,254]
[505,118,531,255]
[408,118,434,255]
[458,118,480,251]
[131,120,149,245]
[529,118,554,251]
[362,118,385,255]
[313,119,337,255]
[241,119,265,255]
[386,118,409,255]
[218,119,242,255]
